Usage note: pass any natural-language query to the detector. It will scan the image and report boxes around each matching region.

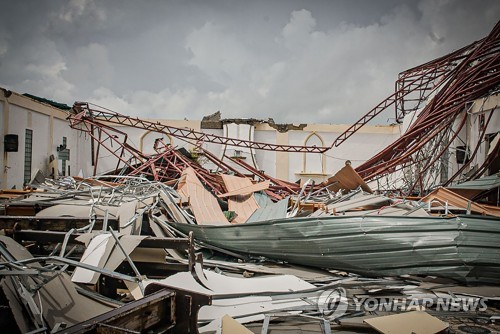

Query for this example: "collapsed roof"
[65,22,500,198]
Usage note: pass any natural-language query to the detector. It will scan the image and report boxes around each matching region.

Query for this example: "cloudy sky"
[0,0,498,124]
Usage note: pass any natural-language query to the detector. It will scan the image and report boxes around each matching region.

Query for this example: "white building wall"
[0,91,92,189]
[91,126,145,175]
[0,92,403,189]
[30,111,51,178]
[6,104,27,188]
[200,128,224,172]
[285,125,400,183]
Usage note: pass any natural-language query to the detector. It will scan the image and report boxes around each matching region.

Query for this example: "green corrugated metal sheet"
[246,196,288,223]
[170,215,500,284]
[449,174,500,190]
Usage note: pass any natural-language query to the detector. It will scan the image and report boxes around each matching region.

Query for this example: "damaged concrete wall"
[88,114,400,183]
[286,124,400,183]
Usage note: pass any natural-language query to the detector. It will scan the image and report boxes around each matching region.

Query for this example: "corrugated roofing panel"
[448,173,500,190]
[170,214,500,284]
[246,196,289,223]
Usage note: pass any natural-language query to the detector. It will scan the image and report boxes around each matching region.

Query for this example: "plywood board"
[221,174,260,224]
[364,311,448,334]
[177,167,229,225]
[104,235,145,272]
[130,248,168,263]
[124,280,144,300]
[117,200,138,234]
[36,204,118,218]
[146,269,316,331]
[219,314,253,334]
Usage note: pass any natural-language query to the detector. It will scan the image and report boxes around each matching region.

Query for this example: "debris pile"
[1,167,499,332]
[1,20,499,334]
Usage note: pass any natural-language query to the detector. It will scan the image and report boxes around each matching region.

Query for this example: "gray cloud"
[0,0,498,123]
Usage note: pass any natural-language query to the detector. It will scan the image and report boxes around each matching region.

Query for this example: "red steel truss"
[69,103,329,153]
[330,36,488,149]
[68,111,227,193]
[355,21,500,195]
[68,111,305,196]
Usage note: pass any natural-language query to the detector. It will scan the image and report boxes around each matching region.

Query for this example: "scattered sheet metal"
[2,165,500,333]
[254,192,274,208]
[246,196,289,223]
[321,193,392,215]
[448,173,500,200]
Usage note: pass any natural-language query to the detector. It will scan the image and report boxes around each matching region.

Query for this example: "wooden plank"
[421,187,498,217]
[322,164,372,193]
[12,230,192,250]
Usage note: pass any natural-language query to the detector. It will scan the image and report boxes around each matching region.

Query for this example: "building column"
[275,132,289,180]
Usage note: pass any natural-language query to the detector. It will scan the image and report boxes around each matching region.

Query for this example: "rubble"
[1,20,499,334]
[1,168,499,333]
